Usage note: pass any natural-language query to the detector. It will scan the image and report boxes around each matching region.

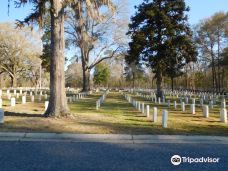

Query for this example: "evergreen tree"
[127,0,197,97]
[93,63,110,87]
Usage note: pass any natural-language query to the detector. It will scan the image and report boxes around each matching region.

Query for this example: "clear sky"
[129,0,228,25]
[1,0,227,69]
[1,0,227,26]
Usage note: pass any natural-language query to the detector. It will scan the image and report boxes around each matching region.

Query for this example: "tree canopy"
[126,0,197,96]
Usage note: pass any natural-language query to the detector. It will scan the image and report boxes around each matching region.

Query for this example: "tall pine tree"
[126,0,197,97]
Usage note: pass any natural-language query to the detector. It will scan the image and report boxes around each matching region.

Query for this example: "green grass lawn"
[0,91,228,136]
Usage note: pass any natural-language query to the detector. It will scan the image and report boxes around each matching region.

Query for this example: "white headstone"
[0,99,2,108]
[11,97,16,107]
[31,95,34,102]
[0,108,4,124]
[158,97,161,104]
[14,90,17,95]
[220,108,227,123]
[45,101,49,110]
[190,104,195,114]
[162,109,168,128]
[138,102,141,111]
[22,96,26,104]
[181,102,185,112]
[153,107,157,123]
[0,90,2,97]
[174,101,177,109]
[146,105,150,118]
[203,105,209,118]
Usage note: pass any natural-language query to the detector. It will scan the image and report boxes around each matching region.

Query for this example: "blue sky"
[0,0,227,26]
[129,0,228,25]
[1,0,227,69]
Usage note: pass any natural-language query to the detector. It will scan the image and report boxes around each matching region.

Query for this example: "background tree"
[107,58,125,88]
[65,61,83,88]
[194,12,228,93]
[93,62,110,87]
[127,0,197,97]
[124,62,145,88]
[0,23,42,87]
[220,47,228,91]
[40,14,51,72]
[65,0,127,91]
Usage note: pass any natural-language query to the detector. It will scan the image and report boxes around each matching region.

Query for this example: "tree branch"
[88,47,120,69]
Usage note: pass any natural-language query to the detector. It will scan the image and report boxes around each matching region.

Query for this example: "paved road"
[0,141,227,171]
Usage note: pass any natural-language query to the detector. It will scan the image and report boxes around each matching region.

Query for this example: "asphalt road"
[0,141,227,171]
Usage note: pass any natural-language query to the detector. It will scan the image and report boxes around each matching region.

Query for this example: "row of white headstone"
[96,90,109,110]
[134,91,227,111]
[135,91,227,121]
[134,91,228,108]
[2,89,48,96]
[137,90,223,103]
[67,92,89,103]
[123,93,227,125]
[1,89,49,101]
[0,89,93,124]
[123,94,168,128]
[130,88,228,99]
[0,94,49,108]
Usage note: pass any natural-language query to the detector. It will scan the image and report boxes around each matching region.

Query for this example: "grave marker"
[162,109,168,128]
[0,109,4,124]
[220,109,227,123]
[146,105,150,118]
[153,107,157,123]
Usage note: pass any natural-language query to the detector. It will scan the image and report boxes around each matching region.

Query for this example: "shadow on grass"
[75,120,228,135]
[4,111,44,118]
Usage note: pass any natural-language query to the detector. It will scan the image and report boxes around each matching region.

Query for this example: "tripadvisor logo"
[171,155,182,165]
[171,155,220,165]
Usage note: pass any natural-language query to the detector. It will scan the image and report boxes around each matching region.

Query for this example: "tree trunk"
[156,68,163,98]
[171,77,174,91]
[217,34,221,93]
[82,68,90,92]
[44,0,69,117]
[210,44,218,93]
[133,72,135,89]
[10,75,17,88]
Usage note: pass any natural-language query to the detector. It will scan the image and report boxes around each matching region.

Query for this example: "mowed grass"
[0,91,228,135]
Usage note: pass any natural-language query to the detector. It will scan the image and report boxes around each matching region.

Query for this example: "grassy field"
[0,91,228,136]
